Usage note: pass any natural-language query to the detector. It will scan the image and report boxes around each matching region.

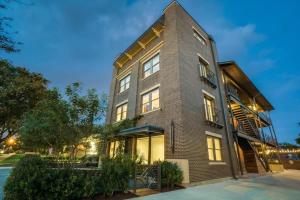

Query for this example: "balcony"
[199,64,217,88]
[203,104,223,129]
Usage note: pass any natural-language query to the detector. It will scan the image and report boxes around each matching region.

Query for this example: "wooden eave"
[113,15,165,68]
[219,61,274,111]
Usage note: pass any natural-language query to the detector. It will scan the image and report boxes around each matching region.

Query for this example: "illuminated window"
[151,135,164,164]
[116,103,127,122]
[193,29,206,46]
[120,75,130,93]
[207,136,222,161]
[143,54,160,78]
[204,95,215,122]
[142,88,159,113]
[136,135,165,164]
[137,137,149,164]
[109,140,121,158]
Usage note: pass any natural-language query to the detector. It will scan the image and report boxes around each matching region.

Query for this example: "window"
[143,54,160,78]
[203,95,215,122]
[207,136,222,161]
[136,135,164,164]
[136,137,149,164]
[119,75,130,93]
[142,88,159,113]
[193,29,206,46]
[199,59,209,78]
[116,103,127,122]
[151,135,164,164]
[109,140,121,158]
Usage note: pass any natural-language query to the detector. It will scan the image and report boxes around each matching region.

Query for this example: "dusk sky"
[1,0,299,144]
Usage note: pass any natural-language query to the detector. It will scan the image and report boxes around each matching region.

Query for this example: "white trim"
[193,26,207,42]
[115,99,128,107]
[205,131,222,138]
[209,162,226,165]
[141,108,160,115]
[197,53,209,65]
[140,50,160,65]
[115,41,164,79]
[118,72,131,81]
[202,89,215,99]
[140,84,160,96]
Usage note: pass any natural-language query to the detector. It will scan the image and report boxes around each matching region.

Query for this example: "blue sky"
[1,0,299,144]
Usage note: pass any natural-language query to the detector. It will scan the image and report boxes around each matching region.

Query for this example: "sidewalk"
[133,170,300,200]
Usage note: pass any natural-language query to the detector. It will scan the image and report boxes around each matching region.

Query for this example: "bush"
[4,155,102,200]
[160,161,183,189]
[101,155,135,196]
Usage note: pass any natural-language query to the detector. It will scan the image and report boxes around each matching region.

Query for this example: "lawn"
[0,154,25,166]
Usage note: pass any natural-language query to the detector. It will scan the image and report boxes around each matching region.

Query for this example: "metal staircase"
[230,102,269,172]
[230,103,260,139]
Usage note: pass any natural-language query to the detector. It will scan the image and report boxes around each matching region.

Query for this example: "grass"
[0,154,25,166]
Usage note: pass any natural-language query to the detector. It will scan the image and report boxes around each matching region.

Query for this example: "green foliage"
[0,60,48,143]
[4,155,102,200]
[0,2,21,53]
[19,89,72,154]
[279,142,300,149]
[0,154,25,166]
[101,155,135,196]
[159,161,183,189]
[296,135,300,146]
[19,82,107,157]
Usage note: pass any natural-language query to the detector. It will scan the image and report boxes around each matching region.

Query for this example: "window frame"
[119,74,131,93]
[143,53,160,78]
[136,135,164,165]
[193,28,207,46]
[203,94,216,122]
[116,103,128,122]
[141,88,160,114]
[206,136,223,161]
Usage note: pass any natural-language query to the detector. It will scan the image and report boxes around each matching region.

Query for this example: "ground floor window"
[136,135,164,164]
[207,136,222,161]
[109,140,124,158]
[137,137,149,164]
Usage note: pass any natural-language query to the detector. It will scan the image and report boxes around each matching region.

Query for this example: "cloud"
[211,24,265,59]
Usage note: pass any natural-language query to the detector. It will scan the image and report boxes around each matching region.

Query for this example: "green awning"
[117,125,164,137]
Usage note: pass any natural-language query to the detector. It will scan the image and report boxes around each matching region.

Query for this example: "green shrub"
[4,155,102,200]
[160,161,183,189]
[101,154,135,196]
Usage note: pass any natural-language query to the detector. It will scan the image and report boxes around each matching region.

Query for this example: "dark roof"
[117,125,164,137]
[219,61,274,111]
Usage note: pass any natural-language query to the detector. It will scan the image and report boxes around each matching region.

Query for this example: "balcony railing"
[199,64,217,88]
[226,85,240,100]
[258,112,271,124]
[203,104,223,129]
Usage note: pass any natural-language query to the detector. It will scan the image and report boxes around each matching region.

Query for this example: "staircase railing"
[248,141,269,172]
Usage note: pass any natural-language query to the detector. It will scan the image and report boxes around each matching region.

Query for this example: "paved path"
[133,170,300,200]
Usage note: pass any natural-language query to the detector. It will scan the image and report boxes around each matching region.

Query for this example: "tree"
[19,82,108,158]
[19,89,72,154]
[65,82,107,158]
[0,1,21,53]
[296,136,300,146]
[0,60,48,143]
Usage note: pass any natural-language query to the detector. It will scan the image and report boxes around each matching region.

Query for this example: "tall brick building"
[105,1,280,183]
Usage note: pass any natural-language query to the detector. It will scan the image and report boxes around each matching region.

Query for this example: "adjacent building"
[105,1,280,183]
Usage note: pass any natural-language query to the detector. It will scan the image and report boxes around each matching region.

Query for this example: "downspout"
[208,36,237,179]
[225,78,244,175]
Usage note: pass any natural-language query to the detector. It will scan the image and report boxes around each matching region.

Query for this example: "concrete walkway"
[133,170,300,200]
